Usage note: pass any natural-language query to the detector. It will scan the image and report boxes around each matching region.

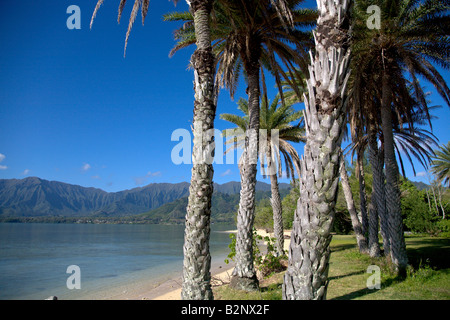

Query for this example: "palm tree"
[350,0,450,275]
[220,96,305,256]
[166,0,316,291]
[90,0,217,300]
[282,0,352,300]
[339,152,369,254]
[431,142,450,187]
[349,86,440,258]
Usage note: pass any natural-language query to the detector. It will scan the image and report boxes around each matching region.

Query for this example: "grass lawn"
[213,235,450,300]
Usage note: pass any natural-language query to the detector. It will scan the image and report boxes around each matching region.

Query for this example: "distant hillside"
[411,181,430,191]
[0,177,290,219]
[140,188,291,224]
[0,177,191,217]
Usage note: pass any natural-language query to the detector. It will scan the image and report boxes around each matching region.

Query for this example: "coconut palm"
[431,142,450,187]
[282,0,352,300]
[349,0,450,274]
[220,96,305,256]
[90,0,217,300]
[166,0,316,291]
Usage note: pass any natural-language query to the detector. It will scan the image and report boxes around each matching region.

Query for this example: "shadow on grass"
[329,270,365,281]
[260,283,282,292]
[405,237,450,271]
[330,276,400,300]
[331,243,356,252]
[332,237,450,300]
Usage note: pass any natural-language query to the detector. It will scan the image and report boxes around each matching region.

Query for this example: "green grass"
[213,235,450,300]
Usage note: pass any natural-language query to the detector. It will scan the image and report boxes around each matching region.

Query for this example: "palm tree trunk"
[181,0,216,300]
[230,62,260,291]
[380,72,408,276]
[282,0,351,300]
[339,153,368,254]
[264,134,285,256]
[357,149,369,238]
[368,129,382,257]
[377,151,391,257]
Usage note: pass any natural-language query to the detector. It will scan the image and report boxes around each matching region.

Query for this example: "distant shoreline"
[0,217,233,225]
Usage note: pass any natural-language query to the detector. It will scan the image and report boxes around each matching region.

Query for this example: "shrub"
[225,229,287,278]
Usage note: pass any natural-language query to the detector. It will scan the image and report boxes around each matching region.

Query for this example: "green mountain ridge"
[140,188,291,224]
[0,177,290,220]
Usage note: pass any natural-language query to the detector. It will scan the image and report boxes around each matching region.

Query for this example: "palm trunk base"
[369,242,381,258]
[229,274,259,292]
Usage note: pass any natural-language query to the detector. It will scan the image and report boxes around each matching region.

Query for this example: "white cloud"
[91,175,101,180]
[81,163,91,172]
[22,169,30,175]
[133,171,162,185]
[0,153,7,170]
[221,169,232,177]
[416,171,427,177]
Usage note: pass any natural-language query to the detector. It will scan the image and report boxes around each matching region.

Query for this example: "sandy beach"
[130,229,290,300]
[86,229,289,300]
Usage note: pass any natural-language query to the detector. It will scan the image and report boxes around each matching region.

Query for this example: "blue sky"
[0,0,449,192]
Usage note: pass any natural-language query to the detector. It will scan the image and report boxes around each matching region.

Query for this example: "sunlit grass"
[213,235,450,300]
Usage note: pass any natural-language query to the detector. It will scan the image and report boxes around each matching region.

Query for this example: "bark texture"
[230,64,260,291]
[357,150,369,237]
[380,73,408,275]
[282,0,351,300]
[181,0,216,300]
[264,134,285,256]
[270,172,285,257]
[368,130,382,257]
[339,153,368,253]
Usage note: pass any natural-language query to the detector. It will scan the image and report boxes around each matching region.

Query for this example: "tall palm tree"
[349,85,440,258]
[221,96,305,256]
[282,0,352,300]
[431,142,450,187]
[339,152,369,254]
[90,0,217,300]
[350,0,450,275]
[166,0,316,291]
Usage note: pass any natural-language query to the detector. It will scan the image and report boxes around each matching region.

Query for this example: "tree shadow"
[331,243,356,252]
[404,237,450,271]
[331,237,450,300]
[329,270,365,281]
[330,276,398,300]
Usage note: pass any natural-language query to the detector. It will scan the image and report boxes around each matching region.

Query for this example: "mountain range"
[0,177,290,220]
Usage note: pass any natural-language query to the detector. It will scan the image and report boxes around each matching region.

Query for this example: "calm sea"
[0,222,234,300]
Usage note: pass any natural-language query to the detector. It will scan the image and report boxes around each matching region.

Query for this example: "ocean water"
[0,222,234,300]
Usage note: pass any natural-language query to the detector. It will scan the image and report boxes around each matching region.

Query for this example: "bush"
[401,186,440,235]
[225,229,287,278]
[436,219,450,237]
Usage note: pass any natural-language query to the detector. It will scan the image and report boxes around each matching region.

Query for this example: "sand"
[146,229,291,300]
[87,229,290,300]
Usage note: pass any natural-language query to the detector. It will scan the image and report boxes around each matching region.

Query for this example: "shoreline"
[76,228,288,300]
[80,230,238,300]
[70,251,235,300]
[146,229,289,300]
